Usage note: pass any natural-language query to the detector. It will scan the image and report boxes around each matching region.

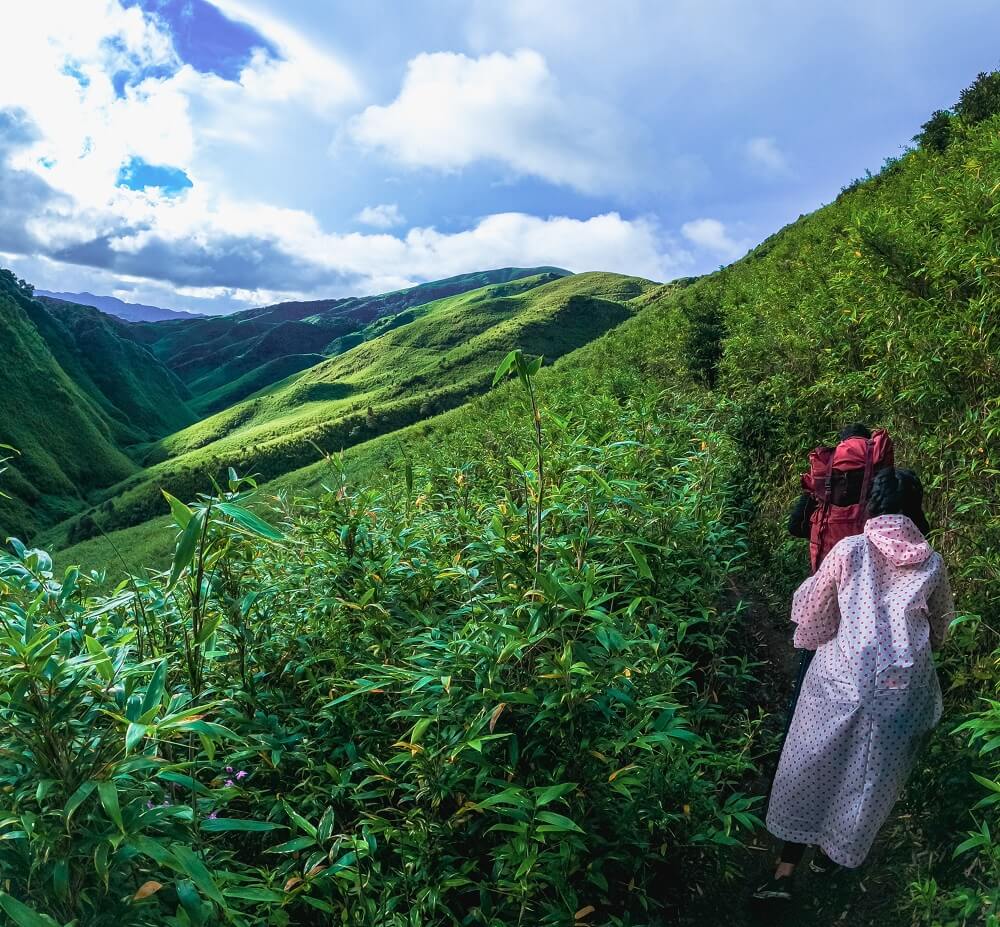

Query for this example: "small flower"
[225,779,235,788]
[161,800,170,807]
[146,801,154,809]
[225,766,233,773]
[236,770,248,780]
[207,811,218,820]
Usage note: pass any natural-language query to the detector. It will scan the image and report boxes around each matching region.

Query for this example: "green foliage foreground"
[0,365,761,926]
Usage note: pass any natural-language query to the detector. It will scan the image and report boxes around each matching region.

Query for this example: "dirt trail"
[679,582,916,927]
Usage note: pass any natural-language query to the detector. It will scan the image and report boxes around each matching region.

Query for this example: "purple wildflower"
[225,778,235,788]
[146,801,154,809]
[225,766,233,773]
[236,770,248,780]
[207,811,218,820]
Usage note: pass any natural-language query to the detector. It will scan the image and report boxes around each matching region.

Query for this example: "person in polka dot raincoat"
[760,468,954,895]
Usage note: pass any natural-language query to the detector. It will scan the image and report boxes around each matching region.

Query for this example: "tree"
[956,70,1000,125]
[914,109,953,153]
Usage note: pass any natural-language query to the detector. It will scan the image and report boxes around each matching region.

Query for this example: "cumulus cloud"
[349,49,634,195]
[355,203,406,228]
[745,136,791,177]
[0,2,703,313]
[680,218,750,263]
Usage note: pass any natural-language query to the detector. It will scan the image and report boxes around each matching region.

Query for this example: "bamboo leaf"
[215,502,284,541]
[168,511,204,591]
[97,781,124,832]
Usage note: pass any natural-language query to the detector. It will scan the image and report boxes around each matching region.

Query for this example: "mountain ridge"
[36,289,206,323]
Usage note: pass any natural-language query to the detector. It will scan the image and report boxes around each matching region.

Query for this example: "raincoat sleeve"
[926,562,955,651]
[790,547,842,649]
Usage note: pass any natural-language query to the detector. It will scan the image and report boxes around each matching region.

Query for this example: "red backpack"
[801,429,894,573]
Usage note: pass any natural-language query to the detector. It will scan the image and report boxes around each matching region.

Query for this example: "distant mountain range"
[36,289,205,323]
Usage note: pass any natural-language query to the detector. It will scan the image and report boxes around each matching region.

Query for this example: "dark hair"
[869,468,930,534]
[838,422,872,441]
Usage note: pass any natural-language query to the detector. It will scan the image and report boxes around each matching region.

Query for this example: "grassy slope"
[137,267,570,410]
[0,275,195,537]
[48,271,654,549]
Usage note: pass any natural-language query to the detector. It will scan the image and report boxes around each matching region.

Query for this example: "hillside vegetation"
[5,80,1000,926]
[0,272,195,537]
[47,271,655,549]
[0,268,572,544]
[136,267,568,413]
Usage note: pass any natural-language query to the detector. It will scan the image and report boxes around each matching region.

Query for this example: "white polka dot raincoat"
[766,514,954,868]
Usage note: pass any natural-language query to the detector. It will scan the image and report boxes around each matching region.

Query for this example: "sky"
[1,1,998,315]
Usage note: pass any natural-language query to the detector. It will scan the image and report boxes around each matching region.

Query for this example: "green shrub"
[1,362,761,925]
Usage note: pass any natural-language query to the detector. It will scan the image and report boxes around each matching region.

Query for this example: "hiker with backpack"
[754,461,954,901]
[780,425,899,732]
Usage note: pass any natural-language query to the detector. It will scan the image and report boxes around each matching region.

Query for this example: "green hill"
[46,270,655,547]
[0,271,195,537]
[135,267,570,412]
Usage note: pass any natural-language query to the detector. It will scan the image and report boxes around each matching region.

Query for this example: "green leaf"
[162,490,193,528]
[282,804,317,837]
[532,783,577,807]
[125,723,147,754]
[971,773,1000,794]
[492,349,519,386]
[625,541,653,579]
[84,635,113,682]
[52,858,69,901]
[157,771,212,796]
[265,835,317,854]
[171,843,225,906]
[0,893,60,927]
[317,806,336,843]
[200,817,283,833]
[225,887,286,902]
[474,787,528,810]
[130,835,178,868]
[64,781,96,825]
[215,502,284,541]
[176,879,204,921]
[168,511,204,591]
[194,612,223,646]
[97,780,124,832]
[952,833,988,858]
[140,660,168,719]
[535,811,584,833]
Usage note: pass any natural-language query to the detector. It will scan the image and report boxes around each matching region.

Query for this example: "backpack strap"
[814,449,837,560]
[859,437,876,502]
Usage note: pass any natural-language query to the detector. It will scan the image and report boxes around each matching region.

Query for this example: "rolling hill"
[45,270,656,547]
[135,267,570,413]
[0,271,196,537]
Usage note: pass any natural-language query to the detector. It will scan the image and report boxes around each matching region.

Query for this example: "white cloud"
[680,218,750,263]
[0,0,360,210]
[0,2,698,313]
[208,0,361,112]
[745,136,791,177]
[355,203,406,228]
[349,49,632,195]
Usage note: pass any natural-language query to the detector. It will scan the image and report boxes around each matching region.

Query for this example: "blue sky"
[1,0,998,314]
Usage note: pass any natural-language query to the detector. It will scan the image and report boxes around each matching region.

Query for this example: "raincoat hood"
[864,514,931,566]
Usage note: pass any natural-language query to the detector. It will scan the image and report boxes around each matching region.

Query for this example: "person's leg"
[754,842,806,901]
[775,840,806,878]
